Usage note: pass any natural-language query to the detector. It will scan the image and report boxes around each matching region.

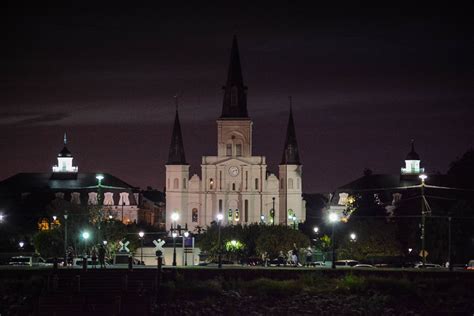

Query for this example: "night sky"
[2,4,473,193]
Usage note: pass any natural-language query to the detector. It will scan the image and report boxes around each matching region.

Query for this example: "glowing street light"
[103,240,108,246]
[52,215,57,221]
[95,174,104,182]
[171,212,179,222]
[217,213,224,268]
[82,231,90,240]
[0,214,4,222]
[313,227,319,234]
[19,241,25,249]
[230,240,237,247]
[350,233,357,241]
[328,212,339,269]
[138,231,145,264]
[183,231,190,266]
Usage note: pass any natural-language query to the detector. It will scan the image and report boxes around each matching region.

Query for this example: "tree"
[33,229,64,258]
[255,226,310,259]
[336,218,403,261]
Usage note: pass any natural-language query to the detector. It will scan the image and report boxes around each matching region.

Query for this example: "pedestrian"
[67,247,74,267]
[91,246,98,268]
[98,244,106,269]
[291,251,298,267]
[292,243,299,262]
[277,251,285,267]
[305,246,313,267]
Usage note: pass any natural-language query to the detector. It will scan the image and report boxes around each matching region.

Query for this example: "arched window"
[226,144,232,156]
[183,179,186,189]
[173,178,179,189]
[235,144,242,156]
[71,192,81,205]
[88,192,98,205]
[103,192,114,205]
[192,208,198,222]
[244,200,249,223]
[119,192,130,206]
[255,178,259,190]
[209,178,214,190]
[232,183,236,191]
[288,178,294,189]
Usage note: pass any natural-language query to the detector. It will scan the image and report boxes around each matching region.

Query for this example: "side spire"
[281,97,301,165]
[167,98,187,165]
[220,35,249,118]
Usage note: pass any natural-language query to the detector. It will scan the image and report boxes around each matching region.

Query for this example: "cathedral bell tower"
[217,35,252,158]
[279,102,305,226]
[165,102,189,231]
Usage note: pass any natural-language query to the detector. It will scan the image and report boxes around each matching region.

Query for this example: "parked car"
[310,261,326,267]
[9,256,50,267]
[466,260,474,270]
[354,264,375,268]
[414,263,443,269]
[335,260,359,268]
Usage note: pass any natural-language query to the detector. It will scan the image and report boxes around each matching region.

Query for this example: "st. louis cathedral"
[165,36,306,231]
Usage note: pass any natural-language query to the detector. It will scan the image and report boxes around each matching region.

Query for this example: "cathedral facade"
[165,37,306,231]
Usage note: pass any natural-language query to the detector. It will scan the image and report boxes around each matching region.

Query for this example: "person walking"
[98,244,106,269]
[91,246,98,268]
[305,246,313,267]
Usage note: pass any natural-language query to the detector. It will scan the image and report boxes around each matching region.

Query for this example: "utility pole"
[420,174,427,268]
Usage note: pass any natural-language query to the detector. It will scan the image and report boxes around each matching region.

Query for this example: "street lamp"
[419,174,428,268]
[328,212,339,269]
[138,231,145,265]
[52,215,57,221]
[183,231,190,266]
[216,213,224,268]
[260,214,265,223]
[172,231,178,266]
[103,240,108,246]
[81,231,90,257]
[313,227,319,234]
[292,215,297,229]
[63,211,68,267]
[0,214,4,223]
[96,174,104,244]
[350,233,356,242]
[19,241,25,249]
[171,212,179,266]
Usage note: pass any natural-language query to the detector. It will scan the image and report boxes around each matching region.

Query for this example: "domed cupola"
[401,140,424,175]
[52,133,78,173]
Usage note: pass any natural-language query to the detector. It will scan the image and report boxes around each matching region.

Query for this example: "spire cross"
[63,132,67,145]
[174,94,179,111]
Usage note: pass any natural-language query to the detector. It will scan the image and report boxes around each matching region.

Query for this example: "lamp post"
[81,231,90,257]
[260,214,265,224]
[171,212,179,266]
[216,213,224,268]
[63,211,68,267]
[292,215,297,229]
[272,197,275,225]
[96,174,104,244]
[183,231,190,266]
[329,212,339,269]
[122,202,125,223]
[448,216,452,271]
[419,174,427,268]
[138,231,145,265]
[19,241,25,250]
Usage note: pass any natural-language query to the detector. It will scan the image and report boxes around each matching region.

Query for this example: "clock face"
[229,166,239,177]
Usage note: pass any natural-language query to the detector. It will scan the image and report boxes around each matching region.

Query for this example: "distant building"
[325,140,467,219]
[0,134,140,227]
[165,36,306,232]
[140,189,166,229]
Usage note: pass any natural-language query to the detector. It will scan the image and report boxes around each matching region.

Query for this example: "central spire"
[220,35,249,119]
[167,97,187,165]
[281,98,301,165]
